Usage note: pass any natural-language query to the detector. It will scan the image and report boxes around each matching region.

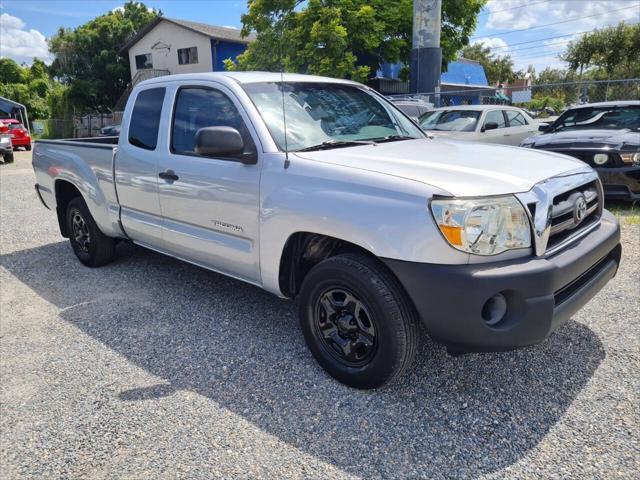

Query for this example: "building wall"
[127,20,214,79]
[212,40,248,72]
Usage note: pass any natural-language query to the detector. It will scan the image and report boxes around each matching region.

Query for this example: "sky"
[1,0,639,73]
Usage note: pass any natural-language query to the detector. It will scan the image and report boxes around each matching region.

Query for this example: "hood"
[295,138,587,197]
[524,128,639,149]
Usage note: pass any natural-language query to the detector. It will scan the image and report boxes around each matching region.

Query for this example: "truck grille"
[545,180,601,253]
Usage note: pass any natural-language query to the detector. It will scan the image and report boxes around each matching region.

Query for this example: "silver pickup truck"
[33,72,621,389]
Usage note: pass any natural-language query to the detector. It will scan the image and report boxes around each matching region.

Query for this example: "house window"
[178,47,198,65]
[135,53,153,70]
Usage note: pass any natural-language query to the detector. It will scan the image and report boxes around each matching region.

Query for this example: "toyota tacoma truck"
[33,73,621,389]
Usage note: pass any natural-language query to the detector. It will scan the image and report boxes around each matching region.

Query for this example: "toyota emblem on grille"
[574,195,588,225]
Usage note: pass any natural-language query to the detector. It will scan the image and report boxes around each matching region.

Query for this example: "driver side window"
[484,110,507,129]
[171,87,254,156]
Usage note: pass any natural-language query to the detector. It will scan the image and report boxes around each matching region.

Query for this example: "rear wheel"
[25,144,31,151]
[298,254,418,389]
[66,197,116,267]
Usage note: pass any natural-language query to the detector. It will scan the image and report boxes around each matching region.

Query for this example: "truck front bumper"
[382,210,621,352]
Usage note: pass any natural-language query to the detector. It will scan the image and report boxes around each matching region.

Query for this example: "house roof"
[440,58,489,87]
[120,17,256,53]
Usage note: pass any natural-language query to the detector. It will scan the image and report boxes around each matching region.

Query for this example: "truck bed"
[33,137,122,238]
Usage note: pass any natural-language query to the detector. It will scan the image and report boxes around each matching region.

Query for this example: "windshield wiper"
[365,135,415,143]
[295,140,375,152]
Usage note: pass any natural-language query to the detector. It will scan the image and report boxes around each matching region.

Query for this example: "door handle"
[158,169,179,181]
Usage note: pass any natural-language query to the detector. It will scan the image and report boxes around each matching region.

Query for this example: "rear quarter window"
[128,88,166,150]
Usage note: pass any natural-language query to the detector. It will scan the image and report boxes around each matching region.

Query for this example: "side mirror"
[538,123,549,132]
[195,126,245,158]
[482,122,498,132]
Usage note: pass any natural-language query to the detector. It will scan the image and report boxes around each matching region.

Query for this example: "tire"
[297,253,418,389]
[66,196,116,267]
[25,144,32,151]
[3,153,14,163]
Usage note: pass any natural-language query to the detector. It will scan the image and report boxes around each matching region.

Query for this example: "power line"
[483,31,592,50]
[510,49,565,59]
[471,5,639,39]
[478,0,553,17]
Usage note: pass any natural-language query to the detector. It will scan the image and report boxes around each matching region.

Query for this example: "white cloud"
[472,37,509,50]
[485,0,639,32]
[479,1,638,72]
[0,13,52,65]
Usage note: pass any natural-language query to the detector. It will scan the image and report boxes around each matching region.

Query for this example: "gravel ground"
[1,150,638,479]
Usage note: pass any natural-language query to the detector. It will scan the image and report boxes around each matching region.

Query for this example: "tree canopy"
[0,58,58,120]
[460,43,515,85]
[226,0,486,81]
[561,22,640,79]
[48,1,160,112]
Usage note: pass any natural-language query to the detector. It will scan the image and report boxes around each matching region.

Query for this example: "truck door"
[157,83,262,284]
[115,87,166,249]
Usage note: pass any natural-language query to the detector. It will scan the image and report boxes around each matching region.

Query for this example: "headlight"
[593,153,609,165]
[620,152,640,165]
[430,196,531,255]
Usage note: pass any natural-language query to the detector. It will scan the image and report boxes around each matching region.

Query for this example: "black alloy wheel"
[314,288,377,367]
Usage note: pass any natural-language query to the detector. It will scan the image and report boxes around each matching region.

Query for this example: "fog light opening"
[482,293,508,326]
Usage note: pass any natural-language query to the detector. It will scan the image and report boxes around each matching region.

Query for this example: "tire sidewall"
[66,199,97,266]
[298,258,407,388]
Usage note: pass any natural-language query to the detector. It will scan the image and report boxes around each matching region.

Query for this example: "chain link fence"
[36,112,125,139]
[387,79,640,115]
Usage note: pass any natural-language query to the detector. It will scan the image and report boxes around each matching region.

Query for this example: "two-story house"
[120,17,255,84]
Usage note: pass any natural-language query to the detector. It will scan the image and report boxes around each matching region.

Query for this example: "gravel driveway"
[1,151,638,479]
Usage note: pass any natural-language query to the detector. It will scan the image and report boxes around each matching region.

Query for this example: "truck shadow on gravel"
[1,241,606,478]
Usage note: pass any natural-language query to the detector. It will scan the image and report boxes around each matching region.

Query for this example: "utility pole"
[410,0,442,98]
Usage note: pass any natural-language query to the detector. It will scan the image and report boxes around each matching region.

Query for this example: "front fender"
[258,154,469,296]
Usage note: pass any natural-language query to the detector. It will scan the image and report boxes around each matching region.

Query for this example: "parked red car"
[0,119,31,151]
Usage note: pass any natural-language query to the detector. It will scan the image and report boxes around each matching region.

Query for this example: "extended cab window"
[484,110,506,129]
[171,87,254,156]
[128,88,165,150]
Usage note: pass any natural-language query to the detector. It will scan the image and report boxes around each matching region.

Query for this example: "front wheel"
[297,254,418,389]
[66,197,116,267]
[3,153,14,163]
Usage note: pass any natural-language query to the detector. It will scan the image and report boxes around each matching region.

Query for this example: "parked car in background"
[521,101,639,201]
[33,72,621,389]
[389,97,433,122]
[419,105,539,146]
[0,119,32,151]
[0,133,13,163]
[99,124,121,137]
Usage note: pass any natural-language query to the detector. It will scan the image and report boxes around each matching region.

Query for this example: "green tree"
[0,58,26,84]
[226,0,486,81]
[460,43,515,85]
[48,1,160,112]
[561,22,639,79]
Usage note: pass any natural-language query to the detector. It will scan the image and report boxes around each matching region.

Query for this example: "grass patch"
[608,201,640,225]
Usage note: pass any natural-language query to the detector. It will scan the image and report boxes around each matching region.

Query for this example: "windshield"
[419,110,480,132]
[549,106,639,133]
[242,82,424,151]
